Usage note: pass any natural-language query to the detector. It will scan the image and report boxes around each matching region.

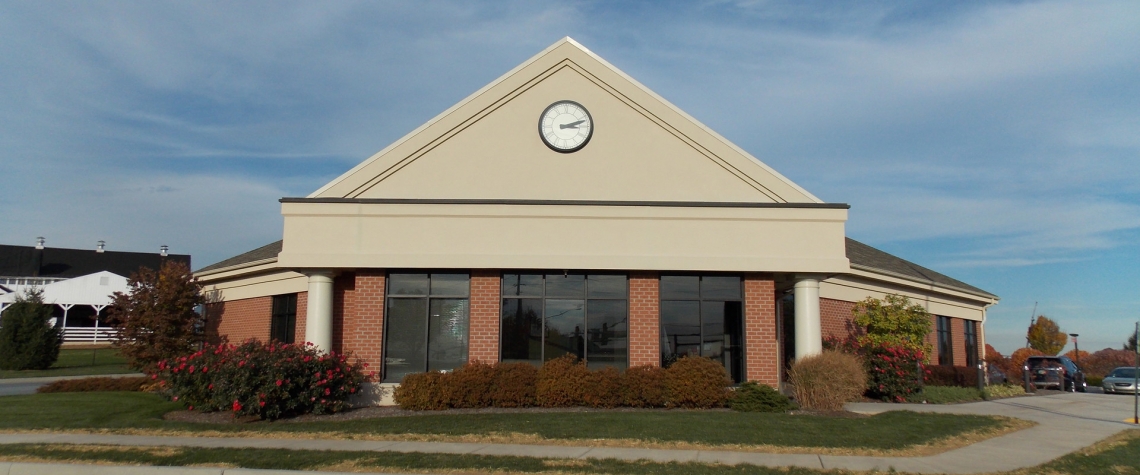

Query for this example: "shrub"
[581,366,623,408]
[906,385,983,404]
[983,384,1027,400]
[862,341,925,402]
[926,365,980,388]
[489,362,538,408]
[664,355,731,408]
[107,261,205,372]
[788,350,866,411]
[393,371,450,410]
[536,354,590,407]
[622,365,667,408]
[1081,349,1136,378]
[1086,376,1104,387]
[730,381,796,412]
[0,289,61,371]
[37,376,149,393]
[155,340,366,420]
[443,361,497,409]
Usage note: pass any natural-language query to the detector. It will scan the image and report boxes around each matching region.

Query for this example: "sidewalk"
[0,392,1137,475]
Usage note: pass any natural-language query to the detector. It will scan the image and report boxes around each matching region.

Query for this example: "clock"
[538,100,593,153]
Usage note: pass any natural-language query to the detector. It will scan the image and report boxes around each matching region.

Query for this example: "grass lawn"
[0,430,1136,475]
[0,392,1018,453]
[0,348,131,379]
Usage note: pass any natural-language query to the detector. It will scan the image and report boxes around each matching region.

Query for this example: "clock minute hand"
[560,120,586,129]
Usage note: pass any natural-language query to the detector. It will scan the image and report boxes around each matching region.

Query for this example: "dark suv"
[1025,355,1086,392]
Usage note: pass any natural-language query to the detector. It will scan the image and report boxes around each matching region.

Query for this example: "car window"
[1110,368,1138,378]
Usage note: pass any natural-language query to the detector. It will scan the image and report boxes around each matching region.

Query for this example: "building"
[0,238,191,343]
[197,38,998,397]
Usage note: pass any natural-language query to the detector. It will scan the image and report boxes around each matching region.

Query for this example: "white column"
[304,271,335,352]
[794,276,823,361]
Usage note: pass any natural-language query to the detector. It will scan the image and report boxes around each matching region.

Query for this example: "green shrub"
[393,371,450,410]
[863,341,925,402]
[489,362,537,408]
[536,354,590,407]
[156,340,366,420]
[907,385,983,404]
[622,365,667,408]
[926,365,980,388]
[1086,376,1104,387]
[0,289,61,371]
[983,384,1027,400]
[582,366,623,408]
[37,376,149,393]
[788,350,866,411]
[730,381,796,412]
[443,361,497,409]
[664,355,731,408]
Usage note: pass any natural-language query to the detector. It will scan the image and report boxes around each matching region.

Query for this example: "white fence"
[62,327,120,344]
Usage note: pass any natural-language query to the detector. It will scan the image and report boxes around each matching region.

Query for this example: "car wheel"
[1078,382,1086,393]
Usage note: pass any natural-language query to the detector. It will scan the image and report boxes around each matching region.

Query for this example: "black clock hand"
[560,120,586,129]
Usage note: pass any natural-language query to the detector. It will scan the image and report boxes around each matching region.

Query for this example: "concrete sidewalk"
[0,392,1137,474]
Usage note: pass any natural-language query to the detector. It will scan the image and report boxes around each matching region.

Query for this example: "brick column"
[628,272,660,367]
[295,291,308,342]
[468,270,501,363]
[331,272,356,354]
[744,274,778,386]
[951,317,966,367]
[342,270,385,380]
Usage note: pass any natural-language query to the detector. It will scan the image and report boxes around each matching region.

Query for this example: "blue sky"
[1,1,1137,354]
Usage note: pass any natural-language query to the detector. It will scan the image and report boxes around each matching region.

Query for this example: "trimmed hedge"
[730,381,796,412]
[37,376,150,393]
[906,385,983,404]
[926,365,980,388]
[394,355,732,410]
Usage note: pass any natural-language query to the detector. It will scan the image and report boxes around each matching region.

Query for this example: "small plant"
[788,350,866,411]
[983,384,1027,400]
[536,354,590,407]
[622,365,666,408]
[0,288,61,371]
[730,381,796,412]
[664,355,731,408]
[906,385,983,404]
[155,340,366,420]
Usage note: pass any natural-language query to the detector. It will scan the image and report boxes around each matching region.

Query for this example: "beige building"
[197,38,997,397]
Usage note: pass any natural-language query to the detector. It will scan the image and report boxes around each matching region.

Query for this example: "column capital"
[303,269,334,280]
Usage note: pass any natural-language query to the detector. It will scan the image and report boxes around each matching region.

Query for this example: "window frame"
[937,315,954,366]
[659,274,745,383]
[381,272,471,383]
[269,293,297,344]
[963,319,978,368]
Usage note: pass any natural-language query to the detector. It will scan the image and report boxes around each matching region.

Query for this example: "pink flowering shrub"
[153,340,366,420]
[861,341,926,402]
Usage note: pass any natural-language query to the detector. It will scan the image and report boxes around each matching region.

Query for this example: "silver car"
[1102,367,1139,394]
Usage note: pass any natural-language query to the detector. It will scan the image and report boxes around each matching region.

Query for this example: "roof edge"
[280,197,850,209]
[195,257,278,278]
[849,262,999,301]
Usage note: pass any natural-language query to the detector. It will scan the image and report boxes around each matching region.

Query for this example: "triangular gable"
[311,38,820,204]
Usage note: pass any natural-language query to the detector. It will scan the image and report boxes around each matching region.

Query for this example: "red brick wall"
[951,317,966,367]
[820,298,858,341]
[206,296,272,344]
[468,270,501,363]
[342,270,385,378]
[295,291,307,343]
[744,274,778,386]
[331,272,356,354]
[628,272,660,367]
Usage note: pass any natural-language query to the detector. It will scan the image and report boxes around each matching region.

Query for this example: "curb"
[0,461,427,475]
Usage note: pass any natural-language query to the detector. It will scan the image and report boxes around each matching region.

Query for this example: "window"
[660,275,744,383]
[501,273,627,370]
[270,294,297,344]
[383,273,470,383]
[937,316,953,366]
[964,320,978,367]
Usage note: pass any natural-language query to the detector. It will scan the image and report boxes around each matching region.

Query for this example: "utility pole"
[1133,322,1138,425]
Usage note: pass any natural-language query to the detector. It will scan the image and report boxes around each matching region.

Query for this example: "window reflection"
[383,273,470,383]
[660,275,743,383]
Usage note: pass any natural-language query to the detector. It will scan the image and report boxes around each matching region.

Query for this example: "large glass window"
[660,275,744,383]
[501,273,628,370]
[383,273,469,383]
[964,320,978,368]
[937,316,953,366]
[270,294,297,344]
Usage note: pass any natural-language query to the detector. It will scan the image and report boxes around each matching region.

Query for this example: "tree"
[852,294,933,352]
[107,261,205,372]
[1026,315,1067,356]
[1126,333,1137,352]
[0,288,62,370]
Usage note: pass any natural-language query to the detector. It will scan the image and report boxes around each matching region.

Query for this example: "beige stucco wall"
[276,201,850,273]
[199,265,307,302]
[820,270,994,322]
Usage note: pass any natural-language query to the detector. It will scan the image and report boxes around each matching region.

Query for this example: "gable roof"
[306,37,823,204]
[0,244,190,279]
[196,241,282,273]
[845,238,997,299]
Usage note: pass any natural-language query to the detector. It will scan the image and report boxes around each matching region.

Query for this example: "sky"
[1,1,1138,355]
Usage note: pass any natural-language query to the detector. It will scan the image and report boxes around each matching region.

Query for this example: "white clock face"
[539,100,593,152]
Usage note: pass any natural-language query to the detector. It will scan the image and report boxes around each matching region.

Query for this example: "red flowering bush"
[862,341,925,402]
[154,340,366,420]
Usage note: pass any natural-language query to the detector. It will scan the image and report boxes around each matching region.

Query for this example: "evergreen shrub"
[983,383,1027,400]
[730,381,796,412]
[906,385,983,404]
[0,289,61,371]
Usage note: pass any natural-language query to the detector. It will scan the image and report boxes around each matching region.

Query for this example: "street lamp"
[1069,333,1080,363]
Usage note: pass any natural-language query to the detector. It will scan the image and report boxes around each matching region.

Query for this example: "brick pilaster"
[468,270,501,363]
[342,270,385,380]
[628,272,660,367]
[744,274,778,386]
[951,317,966,367]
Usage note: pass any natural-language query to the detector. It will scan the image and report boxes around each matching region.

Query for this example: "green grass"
[1,431,1137,474]
[0,392,1009,451]
[0,348,131,379]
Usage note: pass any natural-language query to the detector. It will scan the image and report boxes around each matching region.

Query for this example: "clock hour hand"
[560,120,586,129]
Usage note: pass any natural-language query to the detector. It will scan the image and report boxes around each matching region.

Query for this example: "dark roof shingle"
[0,244,191,279]
[845,238,996,299]
[196,241,282,273]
